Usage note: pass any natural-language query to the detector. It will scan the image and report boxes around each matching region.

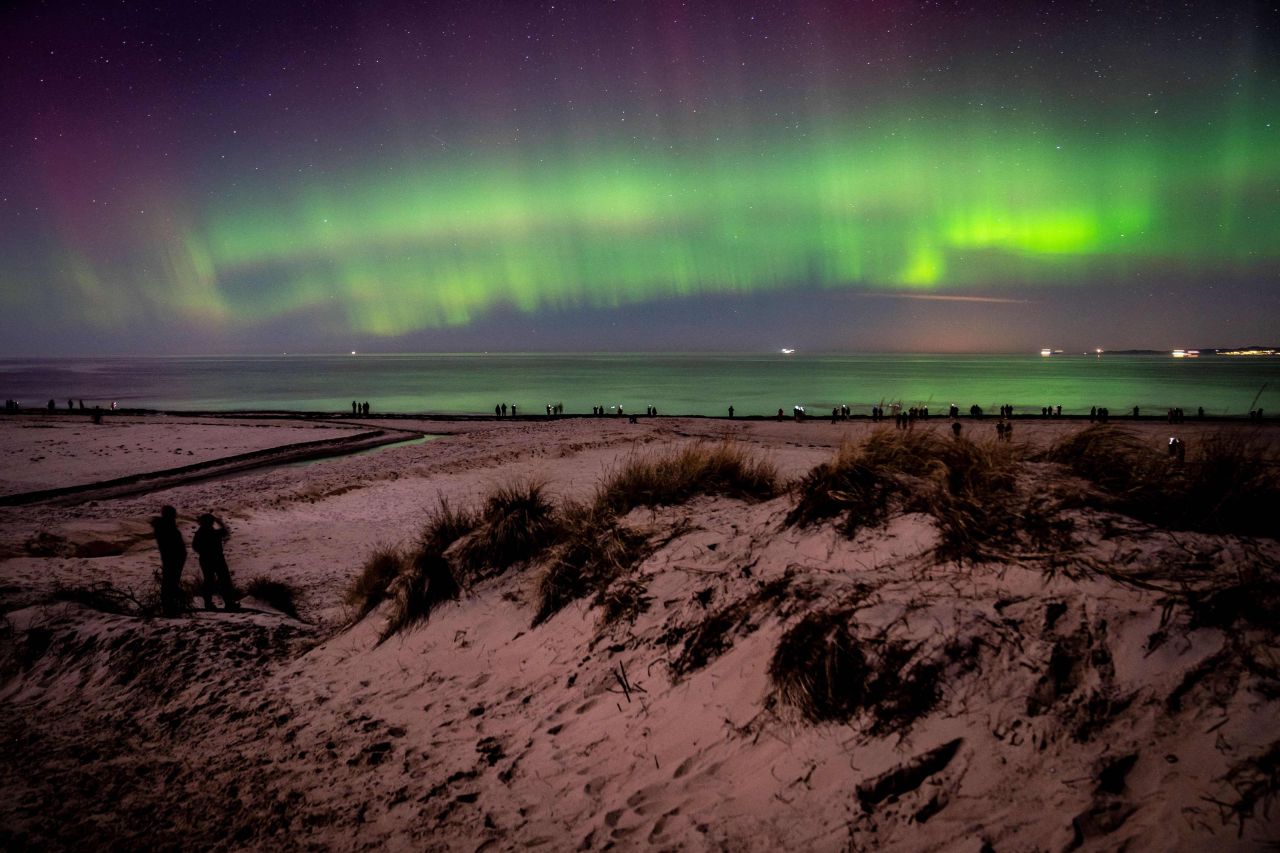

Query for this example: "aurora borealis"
[1,1,1277,354]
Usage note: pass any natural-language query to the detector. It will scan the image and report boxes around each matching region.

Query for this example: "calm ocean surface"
[1,354,1277,417]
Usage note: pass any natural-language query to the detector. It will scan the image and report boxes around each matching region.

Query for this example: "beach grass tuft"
[533,502,651,626]
[1179,431,1280,536]
[243,576,302,619]
[789,430,1030,559]
[595,441,778,516]
[379,498,476,642]
[1046,426,1280,536]
[1044,425,1165,499]
[50,582,157,617]
[769,607,960,730]
[786,441,894,535]
[598,577,652,626]
[452,481,561,579]
[925,437,1030,562]
[346,545,406,620]
[768,608,867,722]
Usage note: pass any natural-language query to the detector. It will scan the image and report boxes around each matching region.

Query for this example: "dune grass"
[788,430,1039,561]
[1046,426,1280,536]
[532,502,652,626]
[451,481,561,581]
[768,608,866,722]
[345,546,405,620]
[785,442,894,535]
[243,576,302,619]
[379,498,476,642]
[534,442,776,627]
[769,607,961,731]
[50,582,157,617]
[595,441,779,516]
[924,437,1034,561]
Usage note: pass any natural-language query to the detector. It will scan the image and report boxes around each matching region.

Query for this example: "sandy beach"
[1,412,1277,850]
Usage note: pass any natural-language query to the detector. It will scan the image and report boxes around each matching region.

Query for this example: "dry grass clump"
[380,498,477,642]
[452,481,561,580]
[598,577,652,626]
[357,445,783,635]
[1044,425,1167,501]
[242,576,302,619]
[769,608,964,731]
[1047,426,1280,536]
[50,582,157,617]
[1217,740,1280,835]
[671,576,798,675]
[788,430,1039,560]
[345,545,405,620]
[860,429,951,477]
[596,441,778,516]
[768,608,867,721]
[533,502,652,626]
[1181,432,1280,537]
[786,442,894,535]
[926,438,1035,561]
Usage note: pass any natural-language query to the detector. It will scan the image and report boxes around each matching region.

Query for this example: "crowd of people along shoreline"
[1,398,1266,423]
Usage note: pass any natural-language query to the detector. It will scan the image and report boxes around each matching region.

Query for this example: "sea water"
[1,353,1277,417]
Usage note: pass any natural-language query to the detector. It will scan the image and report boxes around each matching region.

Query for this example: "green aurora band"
[50,108,1280,337]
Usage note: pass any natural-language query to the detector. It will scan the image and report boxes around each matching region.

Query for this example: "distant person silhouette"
[192,514,238,611]
[353,400,358,415]
[47,399,55,412]
[151,505,187,616]
[495,404,501,418]
[728,405,735,418]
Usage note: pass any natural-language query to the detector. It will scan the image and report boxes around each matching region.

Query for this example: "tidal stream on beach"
[2,352,1278,416]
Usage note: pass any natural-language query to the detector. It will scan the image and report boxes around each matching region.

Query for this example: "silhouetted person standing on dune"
[192,514,239,611]
[151,505,187,616]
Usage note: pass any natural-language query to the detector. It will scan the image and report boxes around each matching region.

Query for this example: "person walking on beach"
[151,505,187,616]
[192,514,239,612]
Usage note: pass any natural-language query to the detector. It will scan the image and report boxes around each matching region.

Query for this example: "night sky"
[2,0,1277,356]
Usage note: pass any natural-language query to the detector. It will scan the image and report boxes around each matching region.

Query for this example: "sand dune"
[1,415,1277,850]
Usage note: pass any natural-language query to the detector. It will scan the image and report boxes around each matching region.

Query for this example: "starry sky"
[1,0,1277,355]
